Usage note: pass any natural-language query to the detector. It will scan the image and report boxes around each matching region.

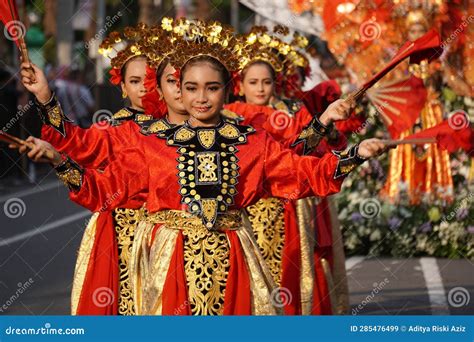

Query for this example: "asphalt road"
[0,178,472,315]
[0,178,90,315]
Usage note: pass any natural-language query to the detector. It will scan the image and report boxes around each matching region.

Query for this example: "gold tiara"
[238,26,286,73]
[99,22,175,71]
[283,30,310,72]
[161,18,243,73]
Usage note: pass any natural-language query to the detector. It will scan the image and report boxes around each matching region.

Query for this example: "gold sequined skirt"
[129,209,281,315]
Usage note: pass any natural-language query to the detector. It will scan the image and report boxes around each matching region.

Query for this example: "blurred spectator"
[50,67,94,127]
[0,65,22,184]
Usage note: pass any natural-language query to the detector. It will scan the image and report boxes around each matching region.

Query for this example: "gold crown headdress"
[405,9,431,29]
[99,23,149,70]
[238,25,287,73]
[99,22,174,84]
[281,30,310,73]
[160,18,242,73]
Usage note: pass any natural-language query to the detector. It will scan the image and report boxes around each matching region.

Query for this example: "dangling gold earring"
[238,88,244,97]
[158,92,163,100]
[122,90,127,99]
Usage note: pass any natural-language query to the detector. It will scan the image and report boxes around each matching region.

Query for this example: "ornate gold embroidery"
[182,227,230,315]
[220,108,241,120]
[340,164,357,174]
[114,208,143,315]
[271,98,301,117]
[135,114,154,122]
[218,123,240,139]
[148,120,171,133]
[197,130,216,149]
[147,209,241,230]
[201,199,218,229]
[246,198,285,285]
[333,145,366,179]
[48,105,62,128]
[175,127,196,141]
[57,168,82,188]
[196,152,219,183]
[112,108,134,119]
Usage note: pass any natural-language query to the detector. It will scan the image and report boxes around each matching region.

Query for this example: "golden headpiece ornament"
[99,22,174,84]
[405,9,431,29]
[99,23,149,70]
[283,30,310,72]
[238,25,287,73]
[161,18,242,73]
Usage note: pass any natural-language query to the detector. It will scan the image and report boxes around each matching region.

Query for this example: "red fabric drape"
[280,202,302,315]
[76,212,119,315]
[404,118,474,155]
[223,231,252,315]
[162,232,191,315]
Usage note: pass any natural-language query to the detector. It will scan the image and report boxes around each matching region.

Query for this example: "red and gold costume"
[34,23,173,315]
[54,117,366,315]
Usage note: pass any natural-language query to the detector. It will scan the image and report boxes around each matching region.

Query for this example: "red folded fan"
[366,75,427,138]
[402,112,474,156]
[0,0,21,48]
[363,29,442,90]
[350,29,443,102]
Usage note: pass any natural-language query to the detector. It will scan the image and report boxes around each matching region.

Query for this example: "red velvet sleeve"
[67,146,149,212]
[262,132,345,199]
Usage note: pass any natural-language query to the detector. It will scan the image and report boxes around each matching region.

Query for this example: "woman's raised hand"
[319,98,356,126]
[20,62,52,103]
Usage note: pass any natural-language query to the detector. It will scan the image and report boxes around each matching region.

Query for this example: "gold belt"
[146,209,242,231]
